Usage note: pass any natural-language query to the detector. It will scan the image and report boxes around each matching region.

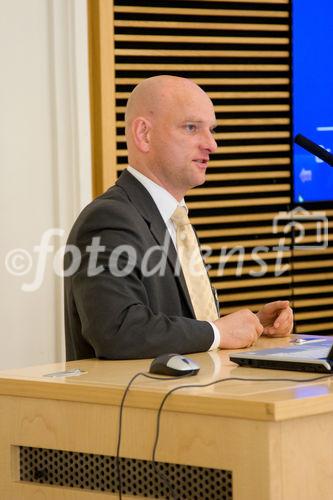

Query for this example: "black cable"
[116,371,332,499]
[116,371,195,499]
[116,371,142,499]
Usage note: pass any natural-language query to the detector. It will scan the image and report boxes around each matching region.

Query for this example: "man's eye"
[185,124,197,132]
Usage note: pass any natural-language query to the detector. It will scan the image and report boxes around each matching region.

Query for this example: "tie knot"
[171,206,190,227]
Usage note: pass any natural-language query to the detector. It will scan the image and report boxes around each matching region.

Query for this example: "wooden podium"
[1,335,333,499]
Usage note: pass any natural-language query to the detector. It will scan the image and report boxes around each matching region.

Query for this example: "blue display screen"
[292,0,333,203]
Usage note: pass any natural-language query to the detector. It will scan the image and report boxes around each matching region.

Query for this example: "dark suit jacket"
[64,170,214,360]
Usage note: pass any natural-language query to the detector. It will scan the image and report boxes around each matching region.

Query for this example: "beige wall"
[0,0,92,369]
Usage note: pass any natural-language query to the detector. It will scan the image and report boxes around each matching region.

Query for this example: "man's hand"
[214,309,264,349]
[256,300,293,337]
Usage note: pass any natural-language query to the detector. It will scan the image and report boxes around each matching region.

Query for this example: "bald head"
[125,75,209,139]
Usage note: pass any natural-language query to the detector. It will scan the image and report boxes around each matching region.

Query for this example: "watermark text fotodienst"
[4,207,329,292]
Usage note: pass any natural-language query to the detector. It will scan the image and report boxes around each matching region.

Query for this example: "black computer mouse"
[149,353,200,376]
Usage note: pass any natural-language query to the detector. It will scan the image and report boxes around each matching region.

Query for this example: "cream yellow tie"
[171,206,218,322]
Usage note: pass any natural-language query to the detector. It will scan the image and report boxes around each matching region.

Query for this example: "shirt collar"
[127,166,187,224]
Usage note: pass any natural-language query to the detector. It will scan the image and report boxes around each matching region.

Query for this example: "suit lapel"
[116,171,196,317]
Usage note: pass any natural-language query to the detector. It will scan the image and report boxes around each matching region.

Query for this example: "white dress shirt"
[127,166,220,350]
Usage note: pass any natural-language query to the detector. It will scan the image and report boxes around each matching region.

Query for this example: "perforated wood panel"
[88,0,333,335]
[19,446,232,499]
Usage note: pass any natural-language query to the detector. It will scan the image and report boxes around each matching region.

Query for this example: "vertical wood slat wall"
[88,0,333,335]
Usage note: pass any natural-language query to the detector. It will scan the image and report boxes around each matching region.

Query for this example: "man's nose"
[202,131,218,153]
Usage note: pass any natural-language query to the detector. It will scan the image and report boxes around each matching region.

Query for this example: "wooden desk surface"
[0,335,332,422]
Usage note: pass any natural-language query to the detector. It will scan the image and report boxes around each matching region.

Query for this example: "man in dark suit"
[64,75,293,361]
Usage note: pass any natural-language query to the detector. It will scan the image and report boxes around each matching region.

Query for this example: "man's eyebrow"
[182,119,202,123]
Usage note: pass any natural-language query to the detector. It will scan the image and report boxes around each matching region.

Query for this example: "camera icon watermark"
[272,207,328,250]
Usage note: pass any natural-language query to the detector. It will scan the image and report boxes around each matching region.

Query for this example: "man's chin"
[191,171,207,188]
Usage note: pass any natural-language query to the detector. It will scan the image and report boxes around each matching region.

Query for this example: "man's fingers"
[265,310,293,337]
[263,326,277,336]
[252,312,264,336]
[264,300,289,314]
[274,307,292,328]
[247,329,259,347]
[264,326,288,337]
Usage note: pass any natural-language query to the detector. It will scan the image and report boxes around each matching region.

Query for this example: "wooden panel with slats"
[88,0,333,335]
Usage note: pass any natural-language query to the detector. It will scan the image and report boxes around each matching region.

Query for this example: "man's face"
[148,86,218,200]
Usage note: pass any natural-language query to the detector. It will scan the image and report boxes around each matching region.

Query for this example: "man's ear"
[131,117,151,153]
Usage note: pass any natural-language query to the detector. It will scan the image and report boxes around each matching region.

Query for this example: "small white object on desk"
[43,368,87,378]
[293,338,327,345]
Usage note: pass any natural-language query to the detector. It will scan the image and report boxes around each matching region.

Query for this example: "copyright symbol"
[5,249,32,276]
